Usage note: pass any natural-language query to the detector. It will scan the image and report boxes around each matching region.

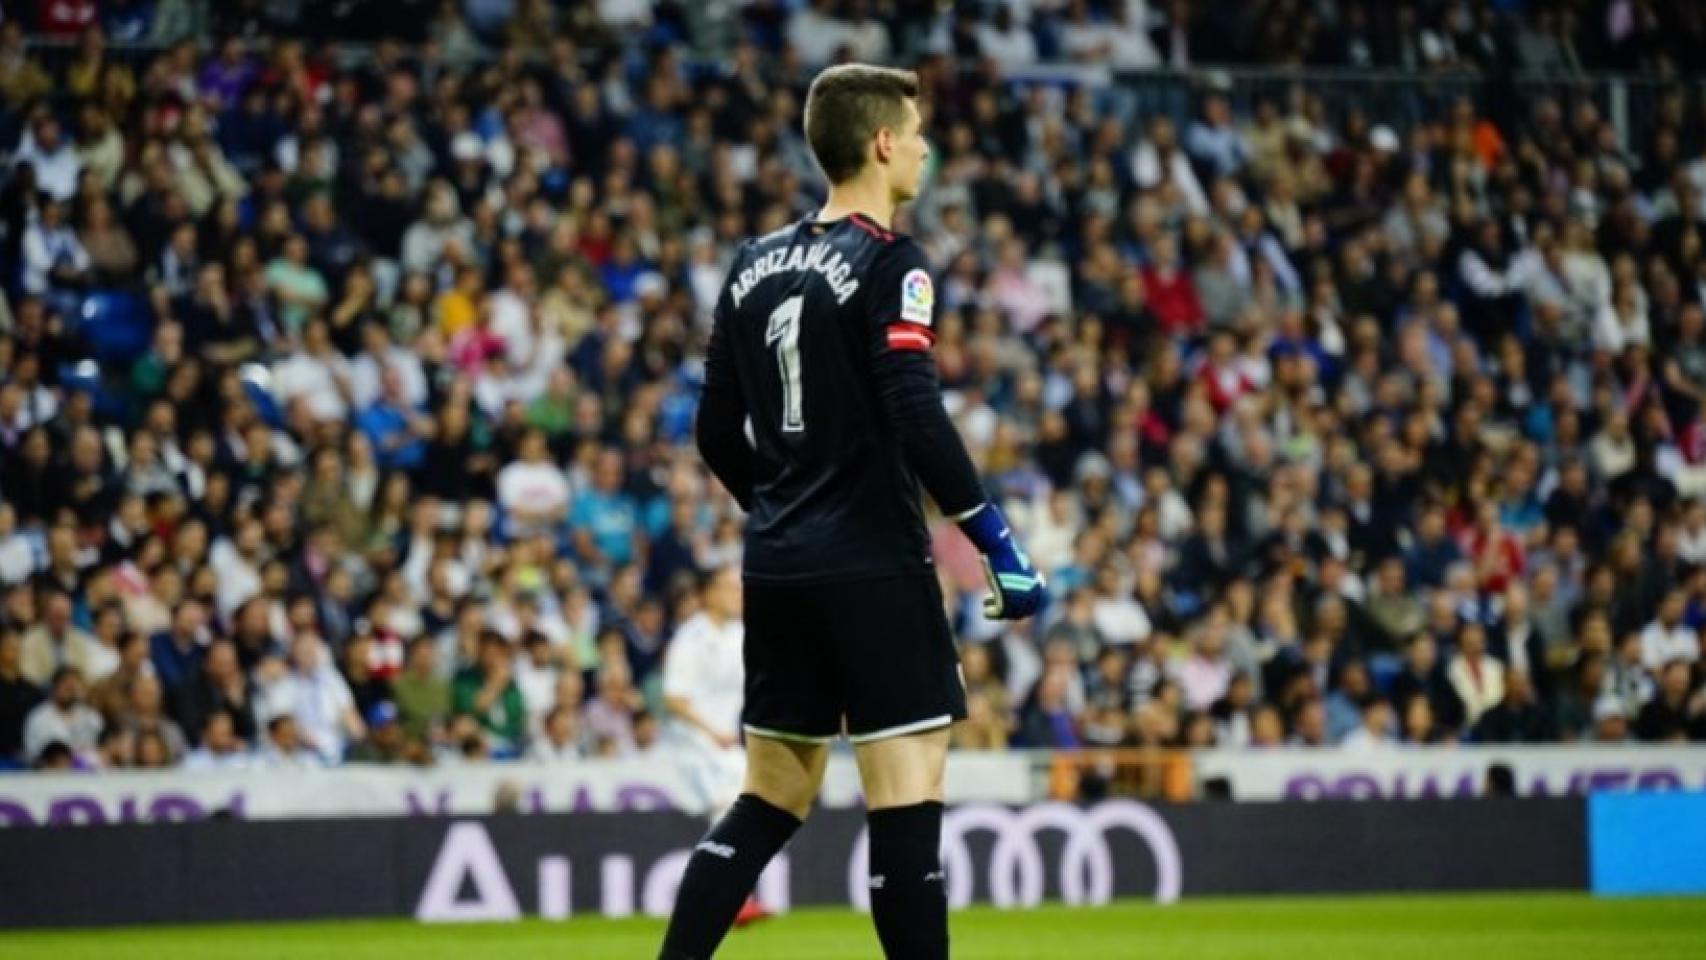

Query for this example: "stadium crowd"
[1,0,1706,773]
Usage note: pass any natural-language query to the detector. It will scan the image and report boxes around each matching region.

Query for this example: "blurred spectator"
[1323,659,1371,744]
[350,701,424,764]
[1448,622,1506,728]
[21,590,108,686]
[255,713,321,768]
[1640,589,1699,671]
[583,658,641,757]
[1364,556,1425,653]
[392,635,450,748]
[14,113,81,201]
[1391,634,1465,736]
[1475,669,1557,744]
[22,667,101,764]
[452,630,526,754]
[1019,666,1081,749]
[256,635,364,764]
[497,429,570,539]
[1635,660,1706,741]
[527,703,584,762]
[182,709,252,770]
[1341,697,1395,751]
[0,629,42,764]
[149,599,207,696]
[1593,696,1633,743]
[118,671,188,762]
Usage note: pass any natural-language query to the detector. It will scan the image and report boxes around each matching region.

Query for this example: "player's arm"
[663,695,735,749]
[865,242,1046,620]
[696,262,755,512]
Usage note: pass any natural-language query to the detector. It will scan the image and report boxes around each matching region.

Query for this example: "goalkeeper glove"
[956,503,1047,620]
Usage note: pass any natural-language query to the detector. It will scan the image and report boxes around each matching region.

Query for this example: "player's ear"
[873,126,893,166]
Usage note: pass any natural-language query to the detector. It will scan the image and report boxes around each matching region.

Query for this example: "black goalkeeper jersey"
[696,211,987,585]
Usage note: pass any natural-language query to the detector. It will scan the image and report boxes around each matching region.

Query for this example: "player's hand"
[956,503,1048,621]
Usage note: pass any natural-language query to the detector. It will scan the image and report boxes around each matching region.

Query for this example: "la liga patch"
[900,268,934,325]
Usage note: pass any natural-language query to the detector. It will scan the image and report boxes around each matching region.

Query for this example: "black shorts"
[742,574,967,743]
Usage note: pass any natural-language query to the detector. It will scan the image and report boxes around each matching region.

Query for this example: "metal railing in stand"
[20,22,1696,156]
[1110,66,1698,158]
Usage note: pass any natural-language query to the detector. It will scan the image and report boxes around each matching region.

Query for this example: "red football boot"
[732,895,771,927]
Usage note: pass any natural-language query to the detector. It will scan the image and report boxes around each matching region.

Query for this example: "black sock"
[658,793,801,960]
[867,801,948,960]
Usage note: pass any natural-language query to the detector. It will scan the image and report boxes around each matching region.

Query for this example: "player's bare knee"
[742,735,828,818]
[742,762,820,819]
[854,728,949,810]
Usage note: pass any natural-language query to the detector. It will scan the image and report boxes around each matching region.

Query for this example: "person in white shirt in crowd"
[487,261,539,368]
[1187,93,1250,180]
[347,322,429,411]
[1132,115,1210,216]
[22,667,102,765]
[496,429,571,539]
[975,5,1038,69]
[181,708,251,771]
[1676,499,1706,565]
[401,180,474,275]
[208,517,266,621]
[513,628,562,733]
[255,714,323,769]
[1340,697,1396,752]
[270,318,353,423]
[526,703,584,763]
[1090,563,1153,646]
[0,504,38,586]
[21,197,90,298]
[1594,280,1652,354]
[13,112,82,201]
[788,0,890,66]
[1447,621,1506,728]
[255,634,365,765]
[1640,589,1700,673]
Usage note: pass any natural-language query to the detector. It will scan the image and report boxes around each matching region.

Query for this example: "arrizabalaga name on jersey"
[728,242,861,308]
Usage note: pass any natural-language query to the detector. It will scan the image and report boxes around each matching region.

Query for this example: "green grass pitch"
[6,893,1703,959]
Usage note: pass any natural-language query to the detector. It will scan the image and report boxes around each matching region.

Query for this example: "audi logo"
[848,800,1182,911]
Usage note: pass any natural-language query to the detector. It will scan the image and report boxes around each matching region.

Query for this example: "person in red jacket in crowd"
[1461,498,1525,595]
[1140,233,1205,338]
[34,0,98,37]
[1196,329,1254,413]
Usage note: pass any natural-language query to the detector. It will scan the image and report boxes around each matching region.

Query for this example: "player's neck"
[818,174,895,229]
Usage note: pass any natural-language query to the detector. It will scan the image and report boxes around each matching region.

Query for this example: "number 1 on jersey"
[765,295,805,433]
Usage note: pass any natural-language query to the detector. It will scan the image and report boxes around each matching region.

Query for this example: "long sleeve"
[864,240,986,517]
[695,282,756,511]
[1458,247,1512,297]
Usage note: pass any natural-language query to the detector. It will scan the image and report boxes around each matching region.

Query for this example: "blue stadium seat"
[76,291,153,364]
[57,359,128,422]
[238,363,285,428]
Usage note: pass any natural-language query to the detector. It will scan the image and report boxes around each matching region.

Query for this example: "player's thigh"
[833,574,967,742]
[852,726,950,810]
[741,579,842,742]
[742,732,831,820]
